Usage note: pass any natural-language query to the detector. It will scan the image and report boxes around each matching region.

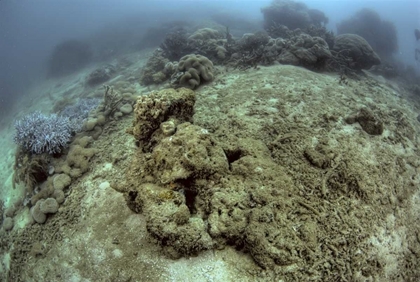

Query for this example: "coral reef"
[40,198,59,214]
[278,33,332,68]
[30,198,59,224]
[186,28,229,62]
[120,116,304,266]
[30,200,47,224]
[147,123,229,184]
[238,32,270,53]
[98,85,123,118]
[56,136,97,178]
[23,135,97,225]
[333,34,381,70]
[13,133,97,225]
[14,112,81,155]
[141,27,234,87]
[117,79,412,272]
[47,39,93,77]
[127,182,213,257]
[120,89,228,256]
[230,31,332,70]
[79,85,136,138]
[142,21,338,83]
[303,25,335,49]
[53,173,71,190]
[117,87,308,266]
[188,28,223,41]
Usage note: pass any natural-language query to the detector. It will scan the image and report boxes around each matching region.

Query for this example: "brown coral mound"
[128,88,195,150]
[345,108,384,135]
[115,64,420,280]
[333,34,381,70]
[177,54,214,89]
[278,33,332,68]
[119,87,318,269]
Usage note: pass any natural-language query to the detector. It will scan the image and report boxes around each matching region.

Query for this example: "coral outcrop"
[117,87,309,267]
[146,123,229,185]
[278,33,332,68]
[174,54,215,89]
[128,88,195,150]
[345,108,384,135]
[186,28,229,62]
[188,28,223,41]
[125,122,230,257]
[333,34,381,70]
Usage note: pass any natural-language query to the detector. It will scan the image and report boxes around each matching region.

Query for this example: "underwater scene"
[1,0,420,281]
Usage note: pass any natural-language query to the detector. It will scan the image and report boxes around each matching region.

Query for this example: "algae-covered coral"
[2,0,420,281]
[104,57,420,280]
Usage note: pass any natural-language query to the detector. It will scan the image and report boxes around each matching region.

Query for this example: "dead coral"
[345,108,384,135]
[125,183,213,258]
[128,88,195,150]
[148,122,229,184]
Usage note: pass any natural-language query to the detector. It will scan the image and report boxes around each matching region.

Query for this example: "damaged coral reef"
[112,75,420,280]
[1,0,420,281]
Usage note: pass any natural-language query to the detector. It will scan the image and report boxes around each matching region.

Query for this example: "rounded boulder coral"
[176,54,214,89]
[333,34,381,70]
[52,189,65,204]
[53,173,72,190]
[40,198,59,214]
[31,200,47,224]
[2,217,14,231]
